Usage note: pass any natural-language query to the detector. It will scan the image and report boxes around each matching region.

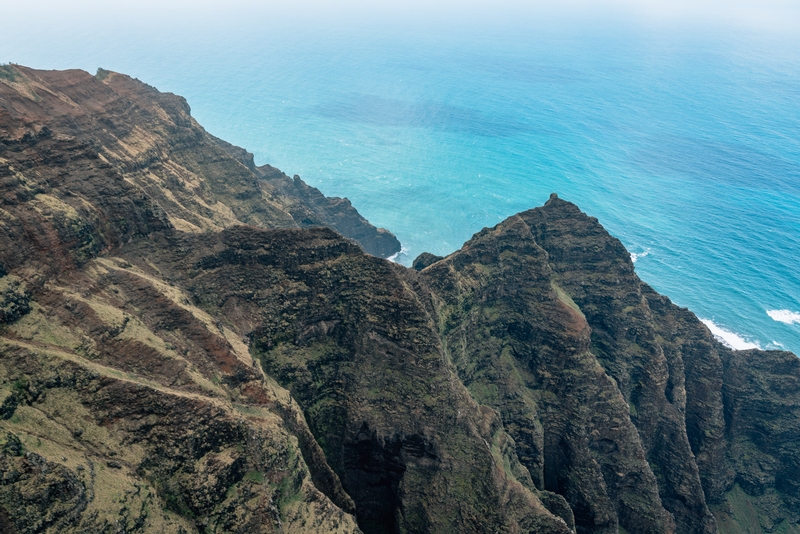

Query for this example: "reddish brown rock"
[2,66,799,534]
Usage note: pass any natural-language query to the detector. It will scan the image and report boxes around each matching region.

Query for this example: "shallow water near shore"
[2,8,799,354]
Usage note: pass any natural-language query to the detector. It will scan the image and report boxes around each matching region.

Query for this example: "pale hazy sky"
[9,0,800,30]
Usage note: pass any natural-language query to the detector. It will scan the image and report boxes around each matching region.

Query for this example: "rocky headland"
[1,65,798,534]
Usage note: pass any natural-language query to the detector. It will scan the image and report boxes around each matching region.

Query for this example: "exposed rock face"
[411,252,443,271]
[1,67,799,533]
[255,165,401,258]
[0,64,399,276]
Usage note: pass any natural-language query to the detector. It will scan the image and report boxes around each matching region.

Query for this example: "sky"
[3,1,798,74]
[6,0,800,31]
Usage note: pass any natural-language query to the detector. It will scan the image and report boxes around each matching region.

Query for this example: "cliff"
[1,66,798,534]
[0,63,399,277]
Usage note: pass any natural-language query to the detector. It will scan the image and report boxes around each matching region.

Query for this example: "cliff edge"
[1,66,798,534]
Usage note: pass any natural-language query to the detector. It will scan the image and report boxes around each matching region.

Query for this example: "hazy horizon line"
[5,0,800,33]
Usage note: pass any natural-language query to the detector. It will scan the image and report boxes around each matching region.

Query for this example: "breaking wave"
[700,319,761,350]
[630,250,650,264]
[767,309,800,325]
[387,245,409,264]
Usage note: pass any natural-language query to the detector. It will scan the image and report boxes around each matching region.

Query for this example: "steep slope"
[130,226,573,533]
[254,165,401,259]
[0,65,570,533]
[0,63,399,280]
[419,204,678,533]
[647,288,800,533]
[416,194,800,534]
[2,66,799,534]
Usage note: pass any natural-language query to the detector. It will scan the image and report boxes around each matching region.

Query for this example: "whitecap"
[630,250,650,264]
[700,319,761,350]
[387,245,409,264]
[766,309,800,325]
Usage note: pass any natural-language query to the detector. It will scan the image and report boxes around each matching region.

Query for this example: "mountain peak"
[1,67,797,534]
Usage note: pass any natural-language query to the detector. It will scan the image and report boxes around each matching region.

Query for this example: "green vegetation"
[467,380,499,404]
[0,64,20,82]
[0,431,24,455]
[1,63,798,534]
[160,489,195,519]
[244,470,264,484]
[551,279,585,319]
[714,485,800,534]
[0,277,30,325]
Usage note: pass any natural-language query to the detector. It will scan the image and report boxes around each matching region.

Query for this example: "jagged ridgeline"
[0,65,798,534]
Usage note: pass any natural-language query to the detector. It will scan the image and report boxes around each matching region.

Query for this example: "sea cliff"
[1,65,798,534]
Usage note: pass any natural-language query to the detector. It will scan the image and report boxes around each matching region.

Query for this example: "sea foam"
[700,319,761,351]
[387,245,409,264]
[767,309,800,325]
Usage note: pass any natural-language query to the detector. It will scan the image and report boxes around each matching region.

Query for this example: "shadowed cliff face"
[1,67,799,534]
[415,196,800,534]
[153,226,574,533]
[419,210,676,534]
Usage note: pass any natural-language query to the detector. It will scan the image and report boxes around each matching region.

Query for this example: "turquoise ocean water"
[2,7,799,354]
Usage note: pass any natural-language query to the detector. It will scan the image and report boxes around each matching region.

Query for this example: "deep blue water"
[2,8,799,354]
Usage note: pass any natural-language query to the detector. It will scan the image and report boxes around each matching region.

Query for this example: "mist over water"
[2,2,800,354]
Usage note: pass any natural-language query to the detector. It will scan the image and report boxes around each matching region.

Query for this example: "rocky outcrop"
[1,67,799,533]
[0,342,360,534]
[149,226,574,533]
[718,348,800,531]
[413,194,800,534]
[0,63,399,276]
[420,205,677,533]
[256,166,401,258]
[411,252,443,271]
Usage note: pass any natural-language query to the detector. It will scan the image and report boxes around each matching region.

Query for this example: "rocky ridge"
[1,65,798,534]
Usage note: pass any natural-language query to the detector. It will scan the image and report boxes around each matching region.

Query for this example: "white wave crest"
[387,245,409,264]
[630,250,650,264]
[700,319,761,351]
[766,309,800,325]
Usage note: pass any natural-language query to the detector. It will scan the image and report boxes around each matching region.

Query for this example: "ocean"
[2,6,799,354]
